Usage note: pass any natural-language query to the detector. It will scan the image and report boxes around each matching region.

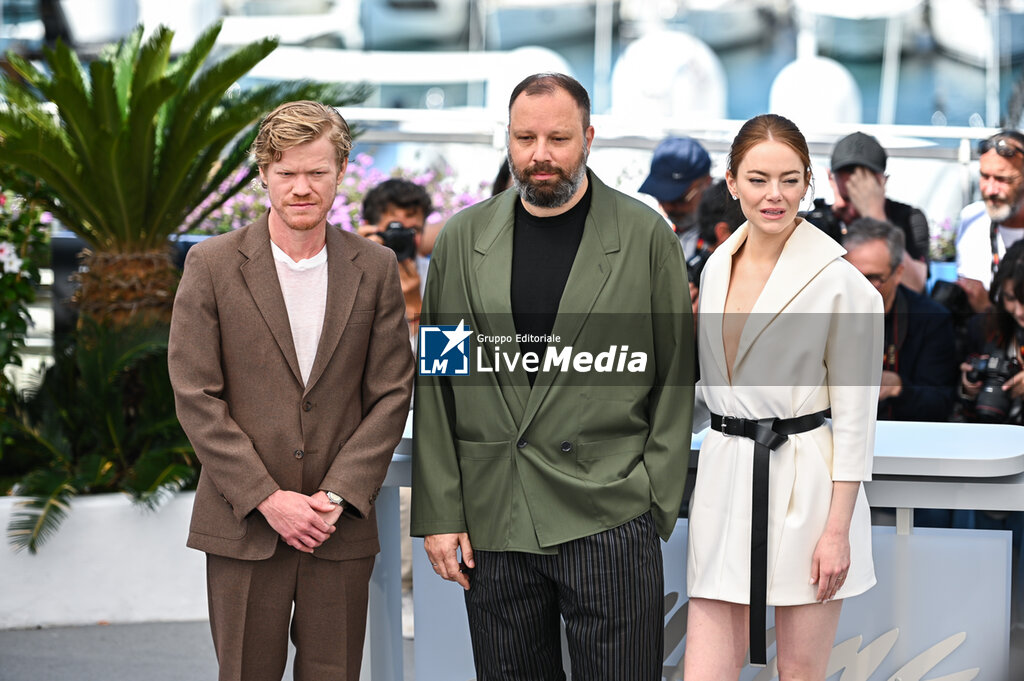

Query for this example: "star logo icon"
[439,319,472,358]
[418,319,473,376]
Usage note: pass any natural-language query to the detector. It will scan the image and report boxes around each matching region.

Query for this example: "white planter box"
[0,492,205,629]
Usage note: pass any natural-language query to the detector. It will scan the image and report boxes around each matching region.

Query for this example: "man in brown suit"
[169,101,414,681]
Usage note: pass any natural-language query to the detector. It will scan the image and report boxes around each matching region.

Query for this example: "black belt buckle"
[720,415,745,437]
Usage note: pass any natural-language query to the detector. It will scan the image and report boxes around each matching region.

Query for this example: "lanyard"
[991,219,1002,276]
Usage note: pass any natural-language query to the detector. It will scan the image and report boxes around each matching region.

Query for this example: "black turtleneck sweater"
[510,182,592,384]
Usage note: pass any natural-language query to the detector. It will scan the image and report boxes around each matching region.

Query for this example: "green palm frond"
[2,320,196,551]
[74,454,118,491]
[0,21,369,253]
[7,471,76,554]
[125,448,196,510]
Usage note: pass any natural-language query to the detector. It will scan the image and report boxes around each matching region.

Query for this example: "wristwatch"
[324,491,346,509]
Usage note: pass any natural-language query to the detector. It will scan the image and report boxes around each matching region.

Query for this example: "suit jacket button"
[294,449,304,459]
[516,438,528,449]
[560,440,573,453]
[303,401,313,412]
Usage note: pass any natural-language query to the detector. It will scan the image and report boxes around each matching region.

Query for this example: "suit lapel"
[732,219,846,372]
[304,226,362,394]
[520,173,615,430]
[700,223,741,385]
[238,214,303,387]
[472,192,530,423]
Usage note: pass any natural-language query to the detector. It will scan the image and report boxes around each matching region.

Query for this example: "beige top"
[271,241,328,385]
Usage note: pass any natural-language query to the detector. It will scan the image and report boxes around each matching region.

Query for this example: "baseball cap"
[831,132,887,174]
[639,137,711,202]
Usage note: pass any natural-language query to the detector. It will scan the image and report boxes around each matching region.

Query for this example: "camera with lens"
[377,221,418,262]
[965,350,1022,422]
[799,199,844,244]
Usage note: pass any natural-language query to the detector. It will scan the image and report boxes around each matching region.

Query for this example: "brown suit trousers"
[207,543,374,681]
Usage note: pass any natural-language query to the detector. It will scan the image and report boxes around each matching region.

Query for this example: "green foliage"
[0,22,370,253]
[0,185,49,462]
[3,318,196,553]
[0,186,48,375]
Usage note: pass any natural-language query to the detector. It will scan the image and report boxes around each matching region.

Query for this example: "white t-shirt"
[955,200,1024,289]
[270,241,328,386]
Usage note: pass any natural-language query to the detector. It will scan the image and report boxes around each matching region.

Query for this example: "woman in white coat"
[684,114,883,680]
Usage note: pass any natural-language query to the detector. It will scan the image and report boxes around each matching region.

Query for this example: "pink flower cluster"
[187,153,490,235]
[929,217,956,262]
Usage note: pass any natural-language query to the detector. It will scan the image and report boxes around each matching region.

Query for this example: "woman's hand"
[811,528,851,602]
[813,480,859,602]
[1002,370,1024,400]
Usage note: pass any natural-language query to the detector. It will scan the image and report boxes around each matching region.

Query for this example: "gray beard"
[509,156,587,210]
[986,191,1024,223]
[987,202,1012,223]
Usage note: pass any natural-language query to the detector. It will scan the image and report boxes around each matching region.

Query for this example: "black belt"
[709,409,828,666]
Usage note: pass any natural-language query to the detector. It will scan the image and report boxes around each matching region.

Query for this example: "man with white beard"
[955,130,1024,312]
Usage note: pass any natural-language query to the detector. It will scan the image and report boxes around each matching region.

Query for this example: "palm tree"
[4,318,193,553]
[0,22,369,326]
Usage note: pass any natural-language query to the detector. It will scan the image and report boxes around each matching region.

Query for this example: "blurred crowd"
[362,129,1024,428]
[638,129,1024,428]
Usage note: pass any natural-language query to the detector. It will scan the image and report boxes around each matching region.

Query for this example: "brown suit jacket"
[169,213,414,561]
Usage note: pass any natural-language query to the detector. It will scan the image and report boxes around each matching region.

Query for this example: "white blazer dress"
[687,219,883,606]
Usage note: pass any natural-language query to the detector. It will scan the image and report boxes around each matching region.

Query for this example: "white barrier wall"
[0,493,206,629]
[1,420,1021,681]
[412,524,1011,681]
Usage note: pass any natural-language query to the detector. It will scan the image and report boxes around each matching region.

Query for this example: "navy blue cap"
[639,137,712,202]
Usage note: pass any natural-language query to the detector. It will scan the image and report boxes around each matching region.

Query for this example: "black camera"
[799,199,844,244]
[965,350,1022,422]
[377,221,417,262]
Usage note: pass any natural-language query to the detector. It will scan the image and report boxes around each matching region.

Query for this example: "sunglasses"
[978,137,1024,158]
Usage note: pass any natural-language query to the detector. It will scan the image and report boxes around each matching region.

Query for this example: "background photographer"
[955,130,1024,313]
[638,136,712,259]
[357,177,433,637]
[842,218,958,422]
[959,239,1024,424]
[954,239,1024,628]
[803,131,930,292]
[358,178,433,336]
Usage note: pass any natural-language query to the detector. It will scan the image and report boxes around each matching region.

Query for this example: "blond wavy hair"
[251,100,351,172]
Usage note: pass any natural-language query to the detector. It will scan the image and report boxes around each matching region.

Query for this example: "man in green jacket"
[411,73,694,680]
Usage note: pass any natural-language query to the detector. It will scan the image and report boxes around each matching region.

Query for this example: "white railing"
[343,106,994,238]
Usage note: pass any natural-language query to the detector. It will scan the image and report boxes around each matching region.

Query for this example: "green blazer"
[410,171,694,550]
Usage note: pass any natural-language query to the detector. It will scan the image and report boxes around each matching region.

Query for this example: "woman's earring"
[731,194,738,201]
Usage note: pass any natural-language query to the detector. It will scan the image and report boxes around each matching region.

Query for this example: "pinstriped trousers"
[463,512,663,681]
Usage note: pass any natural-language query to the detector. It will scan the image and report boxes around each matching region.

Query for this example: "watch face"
[326,491,343,505]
